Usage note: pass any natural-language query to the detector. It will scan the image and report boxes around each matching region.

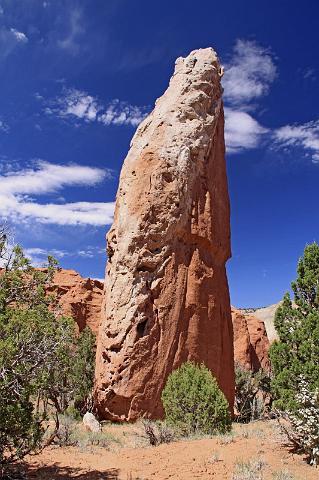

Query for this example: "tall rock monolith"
[94,48,234,421]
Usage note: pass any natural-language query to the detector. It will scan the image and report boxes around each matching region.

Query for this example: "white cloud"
[273,120,319,163]
[223,39,276,108]
[224,108,268,153]
[57,89,99,122]
[45,88,148,128]
[0,160,110,195]
[0,161,115,226]
[222,39,276,154]
[10,28,28,43]
[14,201,115,226]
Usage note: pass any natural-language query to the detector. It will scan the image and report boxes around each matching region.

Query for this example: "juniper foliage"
[269,242,319,411]
[161,361,231,435]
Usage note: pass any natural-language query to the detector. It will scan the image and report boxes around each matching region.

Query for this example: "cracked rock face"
[232,308,270,372]
[46,269,104,334]
[94,48,234,421]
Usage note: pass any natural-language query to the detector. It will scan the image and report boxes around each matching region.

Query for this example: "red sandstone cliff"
[94,48,235,421]
[232,308,270,372]
[46,269,103,334]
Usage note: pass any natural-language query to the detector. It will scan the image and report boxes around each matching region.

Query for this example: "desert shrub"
[278,377,319,466]
[161,361,231,435]
[141,420,175,446]
[235,364,271,422]
[64,405,82,420]
[55,415,77,447]
[272,471,296,480]
[232,457,266,480]
[269,243,319,411]
[217,432,235,445]
[209,450,221,463]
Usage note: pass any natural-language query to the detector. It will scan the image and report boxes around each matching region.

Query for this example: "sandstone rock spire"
[94,47,234,421]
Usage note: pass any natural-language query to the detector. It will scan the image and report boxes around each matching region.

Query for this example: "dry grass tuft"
[232,457,267,480]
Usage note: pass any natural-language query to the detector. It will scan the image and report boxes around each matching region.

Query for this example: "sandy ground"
[23,420,318,480]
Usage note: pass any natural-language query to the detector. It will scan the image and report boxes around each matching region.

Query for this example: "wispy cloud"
[0,26,28,59]
[44,88,148,127]
[273,121,319,163]
[60,89,99,121]
[303,67,316,81]
[0,161,115,226]
[24,245,105,266]
[10,28,28,43]
[0,119,9,133]
[57,8,84,55]
[223,40,276,154]
[99,99,148,127]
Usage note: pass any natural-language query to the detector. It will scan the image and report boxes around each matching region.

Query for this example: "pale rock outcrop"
[232,308,270,372]
[252,303,279,343]
[94,47,234,421]
[83,412,101,432]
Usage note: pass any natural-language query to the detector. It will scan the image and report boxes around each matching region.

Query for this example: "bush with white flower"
[280,377,319,466]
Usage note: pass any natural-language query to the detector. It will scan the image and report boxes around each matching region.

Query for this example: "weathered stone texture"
[232,308,270,372]
[46,269,103,334]
[95,48,234,421]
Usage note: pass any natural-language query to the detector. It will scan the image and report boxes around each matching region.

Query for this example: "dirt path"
[25,421,317,479]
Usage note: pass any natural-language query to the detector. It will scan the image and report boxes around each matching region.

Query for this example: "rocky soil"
[25,420,317,479]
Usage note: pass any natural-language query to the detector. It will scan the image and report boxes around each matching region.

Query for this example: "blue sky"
[0,0,319,307]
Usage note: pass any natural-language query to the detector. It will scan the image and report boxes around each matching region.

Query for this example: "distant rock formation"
[94,47,234,421]
[251,304,279,343]
[232,308,270,372]
[46,269,103,334]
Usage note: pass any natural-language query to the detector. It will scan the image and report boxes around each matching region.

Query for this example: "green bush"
[161,361,231,435]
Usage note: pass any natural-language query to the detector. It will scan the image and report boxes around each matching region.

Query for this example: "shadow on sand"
[9,463,132,480]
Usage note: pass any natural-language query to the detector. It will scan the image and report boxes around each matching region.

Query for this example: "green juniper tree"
[72,326,96,413]
[0,233,96,467]
[269,242,319,411]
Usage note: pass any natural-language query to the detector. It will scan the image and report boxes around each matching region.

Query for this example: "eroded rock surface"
[232,308,270,372]
[46,269,104,334]
[95,48,234,421]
